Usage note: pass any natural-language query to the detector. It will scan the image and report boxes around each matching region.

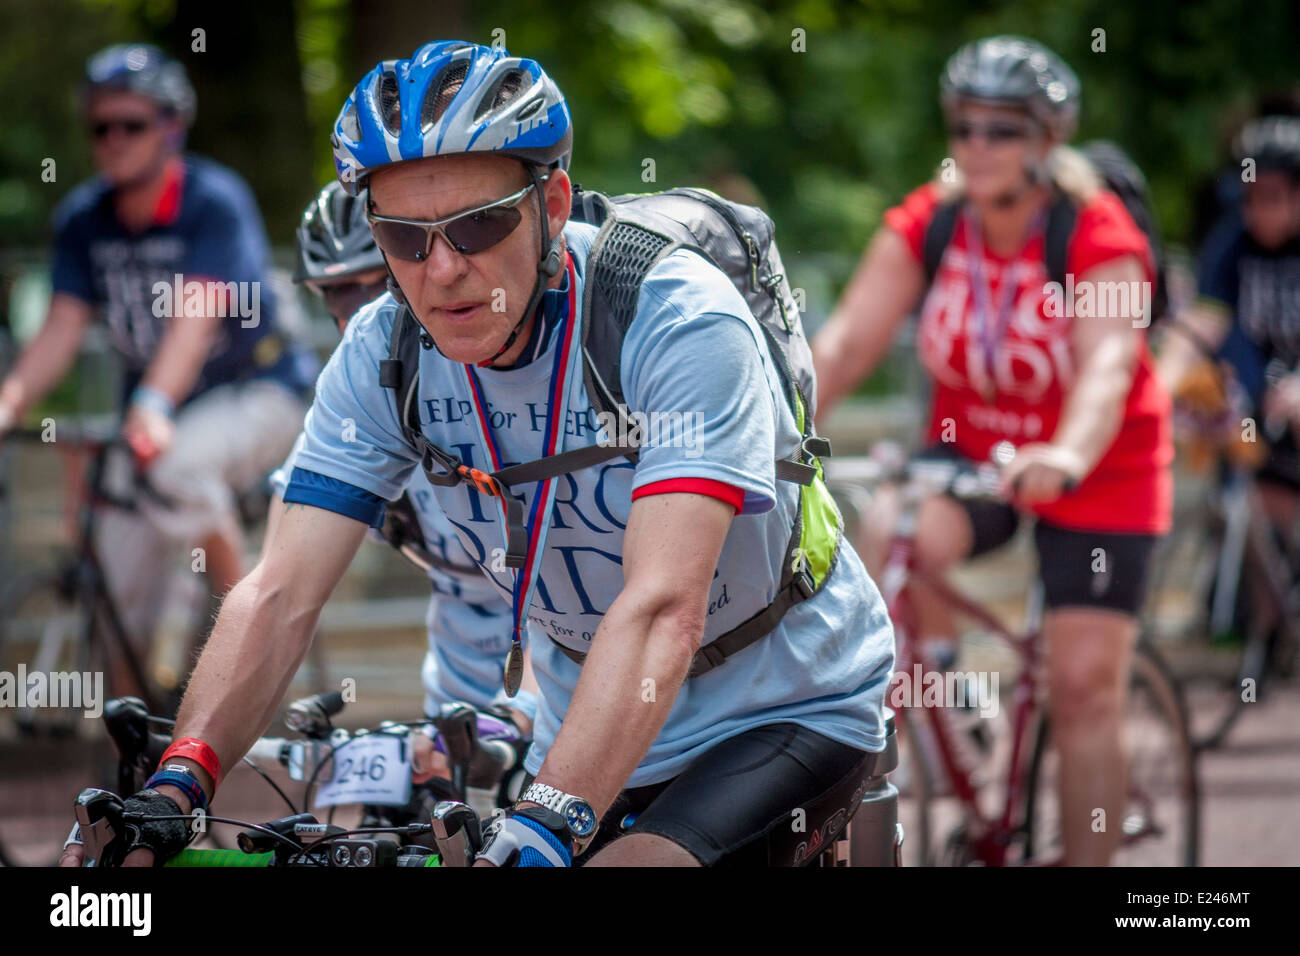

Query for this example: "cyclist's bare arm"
[0,293,91,430]
[522,491,732,818]
[1042,256,1147,475]
[811,227,924,428]
[258,492,289,563]
[136,296,225,406]
[1154,297,1231,393]
[259,490,539,737]
[59,501,367,866]
[167,501,367,798]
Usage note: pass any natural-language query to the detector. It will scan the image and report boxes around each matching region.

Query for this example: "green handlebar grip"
[165,848,276,867]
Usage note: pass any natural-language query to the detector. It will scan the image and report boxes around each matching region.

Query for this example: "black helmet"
[83,43,196,125]
[941,36,1080,140]
[293,181,386,285]
[1234,116,1300,176]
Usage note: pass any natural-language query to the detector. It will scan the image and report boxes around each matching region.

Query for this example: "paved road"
[3,591,1296,867]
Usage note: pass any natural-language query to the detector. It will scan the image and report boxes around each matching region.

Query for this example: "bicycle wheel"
[0,571,115,866]
[0,571,95,735]
[1021,642,1199,866]
[1181,505,1294,751]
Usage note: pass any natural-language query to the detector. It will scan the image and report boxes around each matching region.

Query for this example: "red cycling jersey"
[883,182,1173,534]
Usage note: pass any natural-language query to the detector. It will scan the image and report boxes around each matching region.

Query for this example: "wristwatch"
[521,782,599,854]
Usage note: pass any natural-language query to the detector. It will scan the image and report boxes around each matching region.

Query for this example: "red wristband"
[160,737,223,787]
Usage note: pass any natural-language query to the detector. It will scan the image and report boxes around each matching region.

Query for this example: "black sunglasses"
[948,120,1032,144]
[367,181,539,262]
[90,118,154,141]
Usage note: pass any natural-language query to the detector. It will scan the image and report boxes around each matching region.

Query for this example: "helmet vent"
[378,71,402,135]
[423,61,468,130]
[339,101,362,142]
[476,69,528,121]
[515,95,543,122]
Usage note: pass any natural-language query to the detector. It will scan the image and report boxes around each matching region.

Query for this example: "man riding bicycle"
[811,36,1173,866]
[274,180,536,789]
[63,40,893,868]
[1157,115,1300,535]
[0,44,315,637]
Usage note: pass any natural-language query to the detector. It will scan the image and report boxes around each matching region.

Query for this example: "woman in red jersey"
[813,36,1173,866]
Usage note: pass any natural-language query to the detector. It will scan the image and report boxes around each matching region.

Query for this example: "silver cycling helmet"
[294,180,386,285]
[941,35,1080,141]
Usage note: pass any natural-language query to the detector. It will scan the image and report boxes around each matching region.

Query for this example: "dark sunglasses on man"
[367,178,544,262]
[89,117,155,141]
[947,119,1033,144]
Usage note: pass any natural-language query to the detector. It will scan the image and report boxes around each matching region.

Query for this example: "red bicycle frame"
[879,528,1049,866]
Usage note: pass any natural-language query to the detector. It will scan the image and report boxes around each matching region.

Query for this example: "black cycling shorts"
[522,723,879,867]
[915,443,1160,615]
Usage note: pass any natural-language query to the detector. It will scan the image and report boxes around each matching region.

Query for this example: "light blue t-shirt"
[270,429,530,722]
[287,221,894,787]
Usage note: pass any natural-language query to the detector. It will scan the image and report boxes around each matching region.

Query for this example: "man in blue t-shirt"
[0,44,316,617]
[274,180,533,790]
[1158,116,1300,524]
[72,42,894,870]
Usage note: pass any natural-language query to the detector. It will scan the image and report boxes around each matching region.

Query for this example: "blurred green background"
[3,0,1297,247]
[0,0,1296,407]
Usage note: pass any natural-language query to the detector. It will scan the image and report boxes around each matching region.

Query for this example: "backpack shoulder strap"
[376,304,500,497]
[577,191,689,442]
[1043,192,1079,291]
[379,303,425,450]
[922,199,962,288]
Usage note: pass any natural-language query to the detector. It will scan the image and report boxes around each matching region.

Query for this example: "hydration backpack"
[922,139,1169,326]
[379,185,841,678]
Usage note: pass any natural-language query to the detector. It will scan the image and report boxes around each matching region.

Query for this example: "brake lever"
[431,800,482,866]
[74,788,131,868]
[435,703,479,799]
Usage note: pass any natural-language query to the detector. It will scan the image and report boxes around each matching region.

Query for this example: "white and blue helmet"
[331,41,573,195]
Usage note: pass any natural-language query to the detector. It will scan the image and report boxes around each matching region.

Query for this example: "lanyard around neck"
[964,206,1045,396]
[461,253,579,695]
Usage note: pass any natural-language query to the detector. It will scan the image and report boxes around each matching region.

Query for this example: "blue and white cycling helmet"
[331,40,572,196]
[83,43,196,125]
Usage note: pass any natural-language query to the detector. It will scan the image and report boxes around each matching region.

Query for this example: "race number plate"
[315,733,412,808]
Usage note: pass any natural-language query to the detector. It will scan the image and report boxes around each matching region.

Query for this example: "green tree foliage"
[2,0,1296,270]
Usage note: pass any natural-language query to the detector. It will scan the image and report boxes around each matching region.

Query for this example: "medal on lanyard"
[964,207,1045,403]
[461,256,579,696]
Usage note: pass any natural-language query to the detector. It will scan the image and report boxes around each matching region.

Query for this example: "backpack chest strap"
[411,429,635,569]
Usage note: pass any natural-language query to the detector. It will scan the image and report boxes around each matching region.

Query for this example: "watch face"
[565,800,597,837]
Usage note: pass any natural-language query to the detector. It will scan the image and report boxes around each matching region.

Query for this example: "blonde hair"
[934,144,1101,204]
